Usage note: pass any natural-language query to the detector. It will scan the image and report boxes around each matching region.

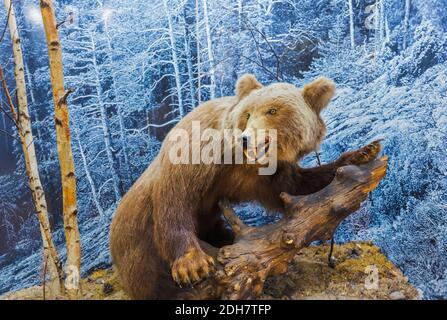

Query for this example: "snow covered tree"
[1,0,64,298]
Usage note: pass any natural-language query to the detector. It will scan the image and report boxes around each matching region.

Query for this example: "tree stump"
[188,156,388,299]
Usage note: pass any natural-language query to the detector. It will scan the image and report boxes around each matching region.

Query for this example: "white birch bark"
[103,17,131,185]
[403,0,411,49]
[385,15,391,44]
[195,0,202,105]
[4,0,64,298]
[202,0,216,99]
[379,0,385,45]
[348,0,355,49]
[163,0,185,117]
[0,90,7,147]
[25,63,43,143]
[90,31,123,201]
[238,0,243,31]
[182,14,197,109]
[373,0,380,51]
[73,126,105,218]
[40,0,82,298]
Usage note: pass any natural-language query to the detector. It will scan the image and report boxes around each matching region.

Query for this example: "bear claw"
[341,140,382,166]
[171,247,215,286]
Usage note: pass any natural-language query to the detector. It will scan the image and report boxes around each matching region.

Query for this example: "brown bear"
[110,74,379,299]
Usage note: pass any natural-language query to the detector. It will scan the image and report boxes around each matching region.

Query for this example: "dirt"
[262,241,419,300]
[0,241,419,300]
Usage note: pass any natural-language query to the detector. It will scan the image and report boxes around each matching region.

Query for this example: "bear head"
[231,74,335,163]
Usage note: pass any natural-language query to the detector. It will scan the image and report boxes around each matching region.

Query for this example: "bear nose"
[241,135,250,149]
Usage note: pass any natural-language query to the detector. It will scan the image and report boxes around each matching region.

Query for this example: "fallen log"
[187,155,388,299]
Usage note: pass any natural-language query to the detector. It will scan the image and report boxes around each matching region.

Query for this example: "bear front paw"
[171,247,215,286]
[340,140,382,166]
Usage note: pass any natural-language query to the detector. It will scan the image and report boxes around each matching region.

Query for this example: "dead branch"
[0,0,12,44]
[43,253,48,300]
[0,64,18,124]
[57,88,75,107]
[0,128,20,142]
[188,156,388,299]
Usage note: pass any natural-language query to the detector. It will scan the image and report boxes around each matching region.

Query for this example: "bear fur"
[110,74,372,299]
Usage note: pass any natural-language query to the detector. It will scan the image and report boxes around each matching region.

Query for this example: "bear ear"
[235,74,263,99]
[302,77,336,113]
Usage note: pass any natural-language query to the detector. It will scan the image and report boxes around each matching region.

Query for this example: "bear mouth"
[243,136,270,163]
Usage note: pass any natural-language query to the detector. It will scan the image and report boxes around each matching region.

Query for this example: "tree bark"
[187,156,388,299]
[202,0,216,99]
[89,31,123,200]
[181,10,197,110]
[195,0,202,105]
[403,0,411,49]
[163,0,185,118]
[102,16,132,186]
[73,126,105,218]
[2,0,64,298]
[40,0,81,299]
[347,0,355,49]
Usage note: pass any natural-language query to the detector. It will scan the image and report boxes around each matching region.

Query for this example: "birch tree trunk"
[3,0,64,298]
[0,88,7,147]
[25,63,36,106]
[403,0,411,49]
[347,0,355,49]
[103,17,131,186]
[25,62,52,190]
[39,0,81,299]
[182,11,197,109]
[73,126,105,218]
[25,63,44,144]
[374,1,380,41]
[379,0,385,48]
[202,0,216,99]
[195,0,202,105]
[163,0,185,118]
[385,16,390,44]
[90,31,123,201]
[238,0,243,30]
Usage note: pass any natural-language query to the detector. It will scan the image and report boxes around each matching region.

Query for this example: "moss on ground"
[1,241,418,300]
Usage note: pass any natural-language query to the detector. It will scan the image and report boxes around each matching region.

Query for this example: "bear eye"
[267,108,277,115]
[246,113,250,120]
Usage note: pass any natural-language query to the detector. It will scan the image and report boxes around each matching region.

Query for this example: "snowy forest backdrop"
[0,0,446,298]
